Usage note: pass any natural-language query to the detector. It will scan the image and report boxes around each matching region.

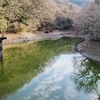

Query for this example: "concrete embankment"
[77,40,100,64]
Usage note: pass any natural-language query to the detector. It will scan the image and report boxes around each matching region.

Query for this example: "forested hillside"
[95,0,100,4]
[73,0,100,40]
[53,0,81,12]
[0,0,81,34]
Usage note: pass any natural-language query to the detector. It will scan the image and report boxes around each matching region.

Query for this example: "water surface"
[0,38,100,100]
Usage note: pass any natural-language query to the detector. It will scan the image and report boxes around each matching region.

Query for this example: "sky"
[69,0,95,6]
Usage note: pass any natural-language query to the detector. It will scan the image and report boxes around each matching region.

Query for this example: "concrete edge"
[3,33,83,45]
[77,42,100,64]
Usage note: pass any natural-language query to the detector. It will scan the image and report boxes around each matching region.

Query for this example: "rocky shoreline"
[2,30,83,45]
[2,30,99,64]
[77,40,100,64]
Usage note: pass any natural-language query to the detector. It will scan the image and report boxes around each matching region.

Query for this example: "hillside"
[53,0,81,13]
[94,0,100,4]
[43,0,81,23]
[0,0,81,34]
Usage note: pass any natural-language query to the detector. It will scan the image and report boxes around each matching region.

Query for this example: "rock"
[49,30,53,33]
[44,30,49,34]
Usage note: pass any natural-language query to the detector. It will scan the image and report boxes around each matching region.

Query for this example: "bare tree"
[73,4,100,40]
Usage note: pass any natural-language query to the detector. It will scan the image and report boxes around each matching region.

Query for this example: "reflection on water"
[7,54,100,100]
[0,38,100,100]
[72,56,100,100]
[0,62,8,100]
[0,62,5,79]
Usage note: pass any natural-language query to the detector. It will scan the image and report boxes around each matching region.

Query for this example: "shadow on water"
[0,62,5,79]
[72,56,100,100]
[0,37,81,100]
[0,62,8,100]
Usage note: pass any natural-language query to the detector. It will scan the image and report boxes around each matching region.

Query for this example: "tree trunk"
[0,37,7,61]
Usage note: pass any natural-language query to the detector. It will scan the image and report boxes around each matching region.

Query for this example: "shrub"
[0,13,8,34]
[37,22,55,31]
[54,16,73,30]
[73,4,100,40]
[6,22,26,33]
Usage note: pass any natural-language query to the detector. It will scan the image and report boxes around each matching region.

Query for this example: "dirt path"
[1,30,83,45]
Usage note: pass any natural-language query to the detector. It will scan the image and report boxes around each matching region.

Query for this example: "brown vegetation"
[0,0,81,35]
[73,1,100,41]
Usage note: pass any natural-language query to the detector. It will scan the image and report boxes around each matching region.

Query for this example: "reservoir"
[0,38,100,100]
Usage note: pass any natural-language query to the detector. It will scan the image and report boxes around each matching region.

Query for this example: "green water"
[0,38,100,100]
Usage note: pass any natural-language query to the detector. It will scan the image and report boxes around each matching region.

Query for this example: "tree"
[0,0,12,36]
[95,0,100,5]
[0,13,7,36]
[54,15,73,30]
[73,4,100,41]
[72,57,100,99]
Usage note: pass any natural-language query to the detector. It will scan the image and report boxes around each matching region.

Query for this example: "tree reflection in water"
[0,37,81,100]
[0,62,5,79]
[72,56,100,100]
[0,62,8,100]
